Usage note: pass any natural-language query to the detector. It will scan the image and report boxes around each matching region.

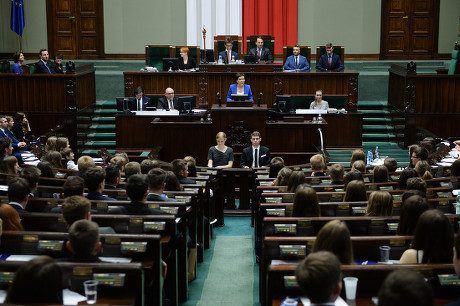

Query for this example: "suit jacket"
[178,176,196,185]
[86,192,116,201]
[227,84,253,101]
[147,193,177,202]
[134,96,152,111]
[109,201,168,215]
[9,202,26,213]
[240,145,271,168]
[35,60,53,74]
[218,50,239,64]
[284,54,310,72]
[248,47,273,63]
[316,53,344,72]
[0,128,20,149]
[157,96,183,110]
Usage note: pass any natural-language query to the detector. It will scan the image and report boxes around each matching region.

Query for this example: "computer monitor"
[162,58,179,71]
[244,55,257,64]
[116,97,136,112]
[178,96,195,114]
[200,49,215,63]
[276,95,292,114]
[230,94,249,102]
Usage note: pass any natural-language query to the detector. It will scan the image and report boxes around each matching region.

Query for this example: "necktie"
[328,55,332,66]
[138,99,142,111]
[169,100,173,110]
[255,148,259,168]
[295,56,298,66]
[228,51,231,63]
[45,61,51,73]
[258,49,261,61]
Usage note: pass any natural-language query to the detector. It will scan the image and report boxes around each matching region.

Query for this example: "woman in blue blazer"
[227,73,253,101]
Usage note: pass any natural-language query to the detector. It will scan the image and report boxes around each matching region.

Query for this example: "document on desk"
[100,257,132,263]
[135,110,180,116]
[4,254,39,261]
[301,296,348,305]
[295,109,327,114]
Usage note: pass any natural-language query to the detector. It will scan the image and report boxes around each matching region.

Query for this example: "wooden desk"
[123,70,359,110]
[0,64,96,149]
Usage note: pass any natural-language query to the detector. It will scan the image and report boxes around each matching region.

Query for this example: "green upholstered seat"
[290,95,346,109]
[316,46,345,64]
[1,60,10,73]
[246,35,275,55]
[28,63,35,74]
[448,50,459,75]
[173,46,201,63]
[283,46,311,67]
[145,45,173,71]
[214,35,243,62]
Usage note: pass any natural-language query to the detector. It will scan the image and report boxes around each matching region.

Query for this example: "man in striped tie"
[315,42,344,72]
[35,49,54,74]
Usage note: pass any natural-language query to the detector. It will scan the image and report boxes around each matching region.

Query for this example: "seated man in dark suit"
[0,116,25,164]
[316,43,344,72]
[172,159,196,184]
[284,45,310,72]
[63,219,102,263]
[110,174,168,215]
[240,131,271,168]
[104,164,122,190]
[248,37,273,63]
[133,86,152,111]
[146,168,177,202]
[218,37,239,64]
[84,167,116,201]
[7,177,30,213]
[156,88,184,110]
[35,49,54,74]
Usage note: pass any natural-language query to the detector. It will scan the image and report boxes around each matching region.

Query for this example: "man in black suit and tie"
[156,87,184,110]
[0,116,25,163]
[35,49,53,74]
[218,37,239,64]
[316,43,344,72]
[240,131,271,168]
[248,37,273,63]
[133,86,152,111]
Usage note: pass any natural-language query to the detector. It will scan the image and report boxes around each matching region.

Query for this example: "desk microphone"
[257,92,263,107]
[217,92,221,107]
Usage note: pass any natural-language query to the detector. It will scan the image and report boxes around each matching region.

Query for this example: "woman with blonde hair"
[414,160,432,180]
[207,132,234,168]
[55,137,69,152]
[350,150,366,167]
[0,204,24,231]
[343,180,367,202]
[366,191,393,216]
[44,136,57,152]
[309,89,329,110]
[292,185,320,217]
[313,220,354,264]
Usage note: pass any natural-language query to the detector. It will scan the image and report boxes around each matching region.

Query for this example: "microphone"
[217,92,221,107]
[257,92,263,107]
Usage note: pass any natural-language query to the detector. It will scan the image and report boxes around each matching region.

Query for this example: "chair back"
[448,49,459,75]
[145,45,174,70]
[246,35,275,55]
[214,35,242,61]
[283,46,311,66]
[316,45,345,64]
[173,46,201,63]
[1,60,11,73]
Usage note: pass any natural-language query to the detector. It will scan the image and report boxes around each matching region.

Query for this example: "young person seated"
[284,44,310,72]
[19,166,41,197]
[218,37,239,64]
[172,159,196,184]
[61,219,102,263]
[110,174,167,215]
[240,131,271,168]
[329,163,344,185]
[84,167,116,201]
[7,177,30,213]
[104,164,122,190]
[124,161,141,180]
[146,168,178,202]
[310,154,327,176]
[315,43,344,72]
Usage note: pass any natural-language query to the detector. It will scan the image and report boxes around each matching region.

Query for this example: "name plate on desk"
[93,273,126,287]
[275,223,296,234]
[279,245,306,257]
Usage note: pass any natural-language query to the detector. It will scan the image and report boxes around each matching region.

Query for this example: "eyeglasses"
[166,92,174,95]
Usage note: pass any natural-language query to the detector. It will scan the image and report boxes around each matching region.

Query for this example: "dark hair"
[451,160,460,177]
[455,232,460,260]
[20,166,41,189]
[62,195,91,226]
[287,171,306,193]
[147,168,166,191]
[405,177,427,194]
[224,37,234,44]
[292,185,320,217]
[343,180,367,202]
[84,167,106,192]
[55,137,69,153]
[42,150,63,168]
[12,52,22,63]
[0,137,12,158]
[329,163,344,183]
[37,161,55,178]
[54,53,63,60]
[276,167,292,186]
[186,160,196,177]
[13,112,26,122]
[269,161,284,179]
[69,219,100,255]
[134,86,144,95]
[384,158,398,172]
[378,270,433,306]
[235,72,245,81]
[165,170,182,191]
[5,256,63,304]
[397,195,429,235]
[412,209,453,263]
[126,174,148,201]
[398,168,418,189]
[343,170,363,189]
[401,189,426,203]
[373,165,389,183]
[295,251,341,303]
[7,177,30,203]
[313,220,354,264]
[413,146,429,160]
[0,155,18,175]
[39,48,48,56]
[63,176,85,197]
[172,159,187,178]
[104,164,120,185]
[140,159,159,175]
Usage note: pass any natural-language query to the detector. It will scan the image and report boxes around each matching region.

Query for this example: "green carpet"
[197,236,254,305]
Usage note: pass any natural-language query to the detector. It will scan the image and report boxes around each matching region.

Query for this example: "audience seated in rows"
[0,137,13,160]
[165,170,182,191]
[292,184,320,217]
[287,170,306,193]
[398,168,418,189]
[397,195,429,235]
[350,150,366,167]
[405,177,427,195]
[124,161,141,179]
[271,166,292,186]
[351,160,366,174]
[343,180,367,202]
[415,160,432,180]
[20,165,41,196]
[372,165,389,183]
[172,158,196,184]
[384,157,398,172]
[343,170,363,189]
[329,163,344,185]
[61,148,78,170]
[104,164,122,190]
[140,159,159,175]
[184,156,197,177]
[310,154,326,176]
[0,203,23,231]
[0,155,18,175]
[37,161,55,178]
[147,168,177,202]
[84,167,116,201]
[313,220,354,264]
[61,219,102,263]
[8,177,30,213]
[269,157,285,179]
[77,155,96,174]
[366,191,393,216]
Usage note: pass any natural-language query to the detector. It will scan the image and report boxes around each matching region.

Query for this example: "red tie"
[258,49,261,61]
[228,51,231,63]
[328,56,332,66]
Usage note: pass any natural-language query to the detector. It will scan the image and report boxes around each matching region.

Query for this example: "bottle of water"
[366,150,373,166]
[456,194,460,214]
[231,55,236,63]
[375,146,380,160]
[218,55,223,64]
[318,113,322,122]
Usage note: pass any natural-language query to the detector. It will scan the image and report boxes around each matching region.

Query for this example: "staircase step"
[94,109,118,115]
[84,141,116,148]
[88,124,116,131]
[86,132,116,139]
[91,117,115,123]
[362,125,394,132]
[359,110,390,116]
[363,117,392,124]
[357,101,388,109]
